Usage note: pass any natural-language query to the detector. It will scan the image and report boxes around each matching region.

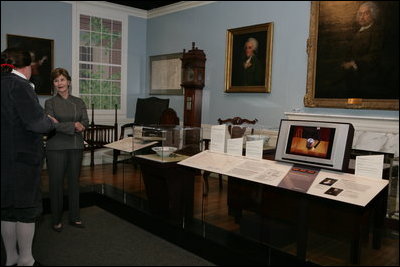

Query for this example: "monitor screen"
[285,126,336,159]
[275,120,354,172]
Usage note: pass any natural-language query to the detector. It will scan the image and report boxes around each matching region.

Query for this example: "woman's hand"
[48,114,59,123]
[74,122,85,132]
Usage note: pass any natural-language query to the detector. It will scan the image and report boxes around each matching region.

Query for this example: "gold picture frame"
[304,1,399,110]
[225,22,274,93]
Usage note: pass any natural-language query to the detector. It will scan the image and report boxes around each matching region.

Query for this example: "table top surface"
[178,150,388,207]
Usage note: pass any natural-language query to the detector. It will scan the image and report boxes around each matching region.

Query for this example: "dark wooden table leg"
[296,198,308,261]
[350,214,362,264]
[203,171,210,196]
[373,187,388,249]
[350,228,361,263]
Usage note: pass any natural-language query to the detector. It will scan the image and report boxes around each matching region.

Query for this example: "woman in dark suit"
[1,48,56,266]
[45,68,89,232]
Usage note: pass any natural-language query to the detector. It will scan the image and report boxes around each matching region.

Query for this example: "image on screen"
[285,126,335,159]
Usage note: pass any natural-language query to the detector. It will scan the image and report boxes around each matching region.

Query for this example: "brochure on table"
[178,150,388,207]
[104,137,158,153]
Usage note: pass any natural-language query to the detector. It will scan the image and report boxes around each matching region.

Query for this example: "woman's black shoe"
[69,221,85,228]
[52,223,63,233]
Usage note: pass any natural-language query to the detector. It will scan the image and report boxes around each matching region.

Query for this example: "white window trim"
[72,1,128,122]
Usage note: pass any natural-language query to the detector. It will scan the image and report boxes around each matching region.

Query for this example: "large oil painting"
[304,1,399,110]
[7,34,54,95]
[225,22,274,93]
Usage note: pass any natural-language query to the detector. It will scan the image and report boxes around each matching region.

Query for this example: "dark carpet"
[32,206,214,266]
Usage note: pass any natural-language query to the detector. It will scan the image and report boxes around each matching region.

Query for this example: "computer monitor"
[275,119,354,172]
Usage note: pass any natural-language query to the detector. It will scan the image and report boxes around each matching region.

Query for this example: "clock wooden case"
[181,42,206,127]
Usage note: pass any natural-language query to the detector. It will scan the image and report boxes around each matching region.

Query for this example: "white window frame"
[72,1,128,122]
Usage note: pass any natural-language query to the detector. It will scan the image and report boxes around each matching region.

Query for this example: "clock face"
[186,67,194,82]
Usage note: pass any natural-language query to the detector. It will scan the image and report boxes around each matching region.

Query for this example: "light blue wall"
[1,1,72,106]
[127,16,147,118]
[2,1,398,124]
[147,1,399,128]
[1,1,147,117]
[1,1,72,108]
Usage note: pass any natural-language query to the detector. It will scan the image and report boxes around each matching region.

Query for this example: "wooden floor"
[40,163,399,266]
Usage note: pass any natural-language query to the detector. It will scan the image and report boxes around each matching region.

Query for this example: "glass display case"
[132,125,203,162]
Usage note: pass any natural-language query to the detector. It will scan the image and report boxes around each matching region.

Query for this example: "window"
[73,2,127,117]
[79,15,122,110]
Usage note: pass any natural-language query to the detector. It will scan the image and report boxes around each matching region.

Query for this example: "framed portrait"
[149,53,183,95]
[304,1,399,110]
[7,34,54,95]
[225,22,274,93]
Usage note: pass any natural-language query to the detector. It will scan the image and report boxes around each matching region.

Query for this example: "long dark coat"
[1,72,54,208]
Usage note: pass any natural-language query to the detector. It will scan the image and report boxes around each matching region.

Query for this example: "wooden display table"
[179,150,388,264]
[134,154,195,226]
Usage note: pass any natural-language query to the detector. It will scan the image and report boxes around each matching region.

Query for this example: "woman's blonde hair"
[51,68,71,82]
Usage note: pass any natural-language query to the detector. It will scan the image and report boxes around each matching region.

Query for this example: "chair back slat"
[217,117,258,138]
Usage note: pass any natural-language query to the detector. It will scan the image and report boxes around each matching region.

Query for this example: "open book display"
[106,126,203,163]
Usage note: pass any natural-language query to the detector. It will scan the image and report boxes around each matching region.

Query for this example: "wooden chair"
[134,97,170,126]
[83,104,118,168]
[159,108,179,126]
[203,117,258,196]
[113,98,172,173]
[116,97,170,140]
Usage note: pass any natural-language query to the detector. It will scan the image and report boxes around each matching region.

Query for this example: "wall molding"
[61,1,147,18]
[61,1,216,19]
[285,112,399,156]
[148,1,216,18]
[284,112,399,134]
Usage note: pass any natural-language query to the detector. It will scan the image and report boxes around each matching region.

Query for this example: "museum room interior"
[1,1,398,266]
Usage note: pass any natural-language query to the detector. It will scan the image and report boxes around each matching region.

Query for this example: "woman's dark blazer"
[44,94,89,150]
[1,72,54,208]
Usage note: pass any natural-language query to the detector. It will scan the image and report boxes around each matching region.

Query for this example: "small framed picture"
[324,187,343,196]
[319,178,338,186]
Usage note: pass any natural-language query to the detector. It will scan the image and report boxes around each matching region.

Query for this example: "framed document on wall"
[150,53,183,95]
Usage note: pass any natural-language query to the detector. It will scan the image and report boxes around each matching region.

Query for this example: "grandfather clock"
[181,42,206,127]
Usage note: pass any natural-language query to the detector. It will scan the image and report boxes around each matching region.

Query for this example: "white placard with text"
[210,124,228,153]
[245,139,263,159]
[355,154,384,179]
[227,138,243,156]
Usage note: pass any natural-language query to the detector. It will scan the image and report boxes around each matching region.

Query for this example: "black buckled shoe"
[69,221,85,228]
[52,223,63,233]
